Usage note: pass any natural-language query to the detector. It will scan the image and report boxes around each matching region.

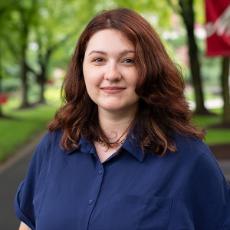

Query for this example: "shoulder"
[38,129,62,146]
[172,132,216,163]
[173,132,210,156]
[30,130,63,170]
[35,129,63,153]
[171,132,224,179]
[172,132,227,190]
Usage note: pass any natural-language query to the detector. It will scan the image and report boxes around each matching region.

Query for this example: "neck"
[98,107,137,140]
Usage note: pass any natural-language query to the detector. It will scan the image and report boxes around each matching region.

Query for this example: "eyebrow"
[88,50,135,56]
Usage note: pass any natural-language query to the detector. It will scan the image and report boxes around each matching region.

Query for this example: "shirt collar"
[78,137,96,154]
[64,137,96,155]
[121,133,145,162]
[65,132,146,162]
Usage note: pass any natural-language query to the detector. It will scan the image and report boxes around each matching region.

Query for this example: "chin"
[99,103,138,114]
[101,106,124,111]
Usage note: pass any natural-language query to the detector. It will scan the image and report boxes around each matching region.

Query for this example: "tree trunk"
[179,0,209,114]
[39,81,46,104]
[20,51,30,108]
[37,49,52,104]
[0,39,4,117]
[221,57,230,124]
[19,17,30,109]
[38,70,46,104]
[186,27,209,114]
[18,4,34,109]
[0,76,3,117]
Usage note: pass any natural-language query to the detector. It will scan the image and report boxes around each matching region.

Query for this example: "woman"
[15,8,230,230]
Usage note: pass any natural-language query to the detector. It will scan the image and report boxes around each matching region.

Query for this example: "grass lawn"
[193,114,230,145]
[0,87,60,163]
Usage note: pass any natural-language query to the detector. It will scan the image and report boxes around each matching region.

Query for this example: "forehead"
[85,29,135,55]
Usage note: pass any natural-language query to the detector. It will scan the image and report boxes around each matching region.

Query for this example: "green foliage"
[0,0,104,106]
[194,0,205,24]
[113,0,172,28]
[2,78,20,93]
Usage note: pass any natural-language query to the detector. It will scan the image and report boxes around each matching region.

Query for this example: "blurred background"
[0,0,229,229]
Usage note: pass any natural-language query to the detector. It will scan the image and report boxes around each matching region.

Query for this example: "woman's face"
[83,29,139,114]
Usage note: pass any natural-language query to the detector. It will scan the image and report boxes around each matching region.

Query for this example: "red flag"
[205,0,230,56]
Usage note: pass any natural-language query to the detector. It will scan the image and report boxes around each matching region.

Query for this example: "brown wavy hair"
[49,8,204,155]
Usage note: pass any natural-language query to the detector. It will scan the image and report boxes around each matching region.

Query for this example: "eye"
[122,58,135,64]
[92,57,105,64]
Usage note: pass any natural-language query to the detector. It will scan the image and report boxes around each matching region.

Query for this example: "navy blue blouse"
[15,130,230,230]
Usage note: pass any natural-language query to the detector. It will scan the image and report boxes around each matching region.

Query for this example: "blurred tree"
[0,0,99,107]
[0,1,18,116]
[0,5,6,117]
[166,0,209,114]
[26,0,98,104]
[0,0,38,108]
[114,0,171,28]
[16,0,37,108]
[113,0,209,114]
[0,39,4,117]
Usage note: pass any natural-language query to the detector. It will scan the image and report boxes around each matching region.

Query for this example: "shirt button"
[88,199,94,205]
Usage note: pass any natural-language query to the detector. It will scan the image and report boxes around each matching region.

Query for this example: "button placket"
[85,161,104,230]
[98,168,103,175]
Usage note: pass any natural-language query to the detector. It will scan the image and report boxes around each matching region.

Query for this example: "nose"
[104,62,121,81]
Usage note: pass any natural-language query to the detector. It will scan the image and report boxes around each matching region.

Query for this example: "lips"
[100,86,126,94]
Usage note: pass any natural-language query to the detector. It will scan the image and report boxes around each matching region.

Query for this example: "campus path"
[0,133,230,229]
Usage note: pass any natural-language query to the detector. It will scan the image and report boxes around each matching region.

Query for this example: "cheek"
[84,77,100,91]
[123,68,139,86]
[83,70,95,89]
[84,66,102,86]
[128,75,139,89]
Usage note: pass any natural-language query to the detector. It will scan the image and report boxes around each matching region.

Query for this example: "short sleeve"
[14,132,51,229]
[189,149,230,229]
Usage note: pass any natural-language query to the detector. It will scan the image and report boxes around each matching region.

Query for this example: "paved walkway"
[0,133,230,229]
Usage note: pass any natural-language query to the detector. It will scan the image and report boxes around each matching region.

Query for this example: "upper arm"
[15,132,52,229]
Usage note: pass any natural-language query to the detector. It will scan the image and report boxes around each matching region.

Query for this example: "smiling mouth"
[100,87,126,94]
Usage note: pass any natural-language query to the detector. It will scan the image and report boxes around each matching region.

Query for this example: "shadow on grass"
[0,114,21,120]
[209,123,230,129]
[17,101,47,110]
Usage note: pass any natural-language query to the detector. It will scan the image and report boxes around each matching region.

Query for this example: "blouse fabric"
[15,130,230,230]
